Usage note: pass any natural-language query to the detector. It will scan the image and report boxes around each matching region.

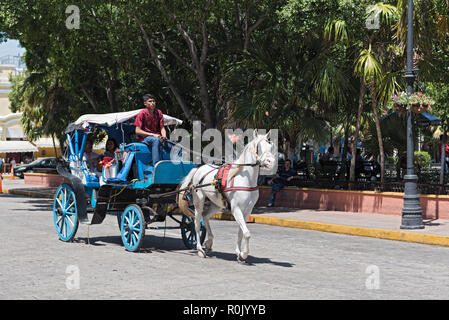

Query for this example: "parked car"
[14,157,58,178]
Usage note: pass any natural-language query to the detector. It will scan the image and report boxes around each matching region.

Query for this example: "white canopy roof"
[69,109,183,131]
[0,140,38,153]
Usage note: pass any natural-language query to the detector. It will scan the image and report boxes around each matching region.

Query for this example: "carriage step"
[148,226,180,230]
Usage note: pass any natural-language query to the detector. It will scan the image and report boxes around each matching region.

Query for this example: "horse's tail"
[176,167,198,218]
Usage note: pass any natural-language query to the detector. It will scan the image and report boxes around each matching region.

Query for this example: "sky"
[0,39,26,58]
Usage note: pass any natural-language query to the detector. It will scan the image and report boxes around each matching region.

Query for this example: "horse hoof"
[237,255,247,264]
[198,251,207,258]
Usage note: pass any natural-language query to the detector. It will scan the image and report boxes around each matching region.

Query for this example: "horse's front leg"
[233,207,251,262]
[235,228,243,257]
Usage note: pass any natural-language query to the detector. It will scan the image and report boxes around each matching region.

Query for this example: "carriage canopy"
[64,109,183,133]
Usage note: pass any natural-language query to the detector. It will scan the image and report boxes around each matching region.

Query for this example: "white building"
[0,57,38,169]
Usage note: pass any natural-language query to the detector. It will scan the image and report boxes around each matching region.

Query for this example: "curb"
[2,188,54,199]
[249,215,449,248]
[4,188,449,247]
[211,212,449,248]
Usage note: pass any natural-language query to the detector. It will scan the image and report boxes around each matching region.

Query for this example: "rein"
[166,138,266,168]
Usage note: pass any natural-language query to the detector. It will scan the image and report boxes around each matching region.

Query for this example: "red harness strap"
[215,164,258,192]
[222,179,259,192]
[216,164,232,190]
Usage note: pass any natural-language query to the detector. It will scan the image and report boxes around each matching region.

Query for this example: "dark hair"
[285,159,292,164]
[143,94,155,102]
[106,138,117,150]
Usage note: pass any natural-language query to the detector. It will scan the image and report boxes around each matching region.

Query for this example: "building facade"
[0,57,39,171]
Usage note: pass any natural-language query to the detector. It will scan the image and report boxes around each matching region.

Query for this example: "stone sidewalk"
[2,178,449,247]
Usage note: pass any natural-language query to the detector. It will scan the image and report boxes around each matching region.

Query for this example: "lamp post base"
[401,174,424,229]
[400,216,424,229]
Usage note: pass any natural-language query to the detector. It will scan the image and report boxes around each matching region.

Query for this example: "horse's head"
[253,129,276,171]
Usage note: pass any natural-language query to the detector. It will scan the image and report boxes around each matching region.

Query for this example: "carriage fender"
[56,162,88,223]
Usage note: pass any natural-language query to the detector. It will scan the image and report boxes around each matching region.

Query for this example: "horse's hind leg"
[193,194,207,258]
[203,204,220,251]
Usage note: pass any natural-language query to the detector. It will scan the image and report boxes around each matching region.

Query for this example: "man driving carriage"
[134,93,172,166]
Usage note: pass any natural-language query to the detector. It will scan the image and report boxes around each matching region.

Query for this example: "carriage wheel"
[120,204,145,252]
[53,184,79,242]
[181,215,206,250]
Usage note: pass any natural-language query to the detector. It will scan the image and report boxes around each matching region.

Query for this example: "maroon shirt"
[134,108,164,142]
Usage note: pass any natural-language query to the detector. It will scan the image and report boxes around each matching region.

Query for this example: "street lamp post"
[401,0,424,229]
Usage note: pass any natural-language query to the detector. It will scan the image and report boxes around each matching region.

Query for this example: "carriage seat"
[125,142,172,161]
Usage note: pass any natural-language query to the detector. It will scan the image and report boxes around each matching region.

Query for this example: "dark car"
[14,157,58,178]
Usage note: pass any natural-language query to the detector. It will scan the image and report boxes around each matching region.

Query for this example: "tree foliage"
[0,0,448,176]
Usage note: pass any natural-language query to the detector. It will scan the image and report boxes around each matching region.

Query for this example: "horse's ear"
[253,129,258,139]
[266,130,272,140]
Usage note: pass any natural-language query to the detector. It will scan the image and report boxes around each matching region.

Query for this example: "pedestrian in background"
[267,159,299,207]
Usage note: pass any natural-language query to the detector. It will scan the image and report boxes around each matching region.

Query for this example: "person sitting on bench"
[267,159,300,207]
[83,139,101,175]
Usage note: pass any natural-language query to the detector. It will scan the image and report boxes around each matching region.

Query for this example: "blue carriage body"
[63,110,195,204]
[54,110,206,250]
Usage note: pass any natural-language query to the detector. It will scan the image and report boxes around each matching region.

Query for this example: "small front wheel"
[120,204,145,252]
[181,215,206,249]
[53,184,79,242]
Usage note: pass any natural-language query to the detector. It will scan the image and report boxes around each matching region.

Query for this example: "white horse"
[177,130,276,262]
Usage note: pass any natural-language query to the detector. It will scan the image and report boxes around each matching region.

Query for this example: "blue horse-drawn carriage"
[53,109,206,251]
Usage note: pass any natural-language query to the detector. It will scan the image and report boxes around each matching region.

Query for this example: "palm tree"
[327,2,399,185]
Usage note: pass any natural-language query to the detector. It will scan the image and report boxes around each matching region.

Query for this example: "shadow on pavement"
[6,197,54,212]
[74,233,189,252]
[207,251,295,267]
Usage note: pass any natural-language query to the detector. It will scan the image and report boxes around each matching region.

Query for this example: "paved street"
[1,193,449,300]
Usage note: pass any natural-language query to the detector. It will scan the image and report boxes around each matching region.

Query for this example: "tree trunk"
[51,134,58,158]
[105,72,119,113]
[81,86,98,112]
[341,123,350,179]
[198,64,215,128]
[369,82,385,187]
[177,19,215,128]
[350,80,366,186]
[132,11,196,123]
